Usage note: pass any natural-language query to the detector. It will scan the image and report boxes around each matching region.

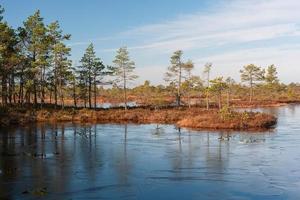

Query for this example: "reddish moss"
[0,107,277,131]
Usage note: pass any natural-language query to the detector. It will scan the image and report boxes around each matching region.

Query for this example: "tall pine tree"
[79,43,106,109]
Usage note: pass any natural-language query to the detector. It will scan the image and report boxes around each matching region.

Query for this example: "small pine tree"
[240,64,264,102]
[112,47,138,110]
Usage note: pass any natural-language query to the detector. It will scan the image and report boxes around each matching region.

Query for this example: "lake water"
[0,105,300,199]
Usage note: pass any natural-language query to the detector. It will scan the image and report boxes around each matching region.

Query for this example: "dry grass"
[0,106,277,130]
[177,111,277,130]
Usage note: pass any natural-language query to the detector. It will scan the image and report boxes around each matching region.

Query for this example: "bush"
[219,106,234,121]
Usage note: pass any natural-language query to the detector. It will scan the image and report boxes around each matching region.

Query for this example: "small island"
[0,106,277,131]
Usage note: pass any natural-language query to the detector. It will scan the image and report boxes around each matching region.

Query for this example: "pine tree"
[225,77,235,106]
[0,8,18,105]
[265,64,279,85]
[209,77,228,109]
[79,43,106,109]
[80,44,95,108]
[240,64,264,102]
[20,10,48,106]
[78,70,88,108]
[54,43,72,109]
[203,62,212,110]
[48,21,71,108]
[92,57,105,109]
[164,50,192,106]
[69,66,78,108]
[183,60,194,108]
[112,47,138,110]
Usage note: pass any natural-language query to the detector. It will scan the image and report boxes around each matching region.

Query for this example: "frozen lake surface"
[0,105,300,199]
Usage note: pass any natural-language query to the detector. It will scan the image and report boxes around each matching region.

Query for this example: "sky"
[1,0,300,85]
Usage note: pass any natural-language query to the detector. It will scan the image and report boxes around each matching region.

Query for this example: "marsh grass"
[0,106,277,130]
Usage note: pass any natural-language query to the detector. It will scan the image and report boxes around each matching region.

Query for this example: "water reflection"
[0,105,300,199]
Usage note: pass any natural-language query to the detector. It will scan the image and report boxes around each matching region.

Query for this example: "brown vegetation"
[0,106,277,131]
[177,110,277,130]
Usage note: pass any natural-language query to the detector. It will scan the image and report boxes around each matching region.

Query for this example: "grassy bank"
[0,106,277,131]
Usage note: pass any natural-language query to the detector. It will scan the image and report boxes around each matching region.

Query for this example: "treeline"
[163,50,287,109]
[0,6,299,110]
[0,7,137,109]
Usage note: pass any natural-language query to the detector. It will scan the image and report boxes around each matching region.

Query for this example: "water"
[76,101,138,109]
[0,105,300,199]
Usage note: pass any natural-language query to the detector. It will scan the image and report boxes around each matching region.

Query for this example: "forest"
[1,6,300,109]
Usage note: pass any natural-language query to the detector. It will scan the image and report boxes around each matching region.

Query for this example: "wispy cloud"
[206,47,300,86]
[120,0,300,53]
[115,0,300,84]
[72,0,300,84]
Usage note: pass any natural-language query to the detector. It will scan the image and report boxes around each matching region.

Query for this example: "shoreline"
[231,100,300,109]
[0,106,277,131]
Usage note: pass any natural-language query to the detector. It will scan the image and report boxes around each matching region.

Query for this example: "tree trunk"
[206,72,210,110]
[49,90,52,104]
[32,52,38,107]
[54,65,58,108]
[250,84,253,102]
[250,77,253,102]
[8,75,12,104]
[88,76,92,109]
[227,91,230,107]
[19,71,24,104]
[84,85,87,108]
[124,84,127,110]
[40,66,46,108]
[73,82,77,108]
[54,84,57,108]
[177,64,182,107]
[218,92,222,109]
[60,88,64,109]
[61,94,65,109]
[206,91,209,110]
[40,67,43,107]
[93,77,97,110]
[123,66,127,110]
[25,90,30,104]
[59,77,64,109]
[12,75,16,104]
[1,76,7,105]
[33,80,38,107]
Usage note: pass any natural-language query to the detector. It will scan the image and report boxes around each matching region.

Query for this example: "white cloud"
[135,46,300,85]
[194,46,300,82]
[119,23,299,54]
[116,0,300,83]
[72,0,300,84]
[121,0,300,51]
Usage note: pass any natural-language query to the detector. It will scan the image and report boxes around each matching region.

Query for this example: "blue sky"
[1,0,300,85]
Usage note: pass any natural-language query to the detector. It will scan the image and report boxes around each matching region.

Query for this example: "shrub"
[219,105,234,121]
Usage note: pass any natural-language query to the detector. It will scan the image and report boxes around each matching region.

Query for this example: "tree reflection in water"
[0,117,287,200]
